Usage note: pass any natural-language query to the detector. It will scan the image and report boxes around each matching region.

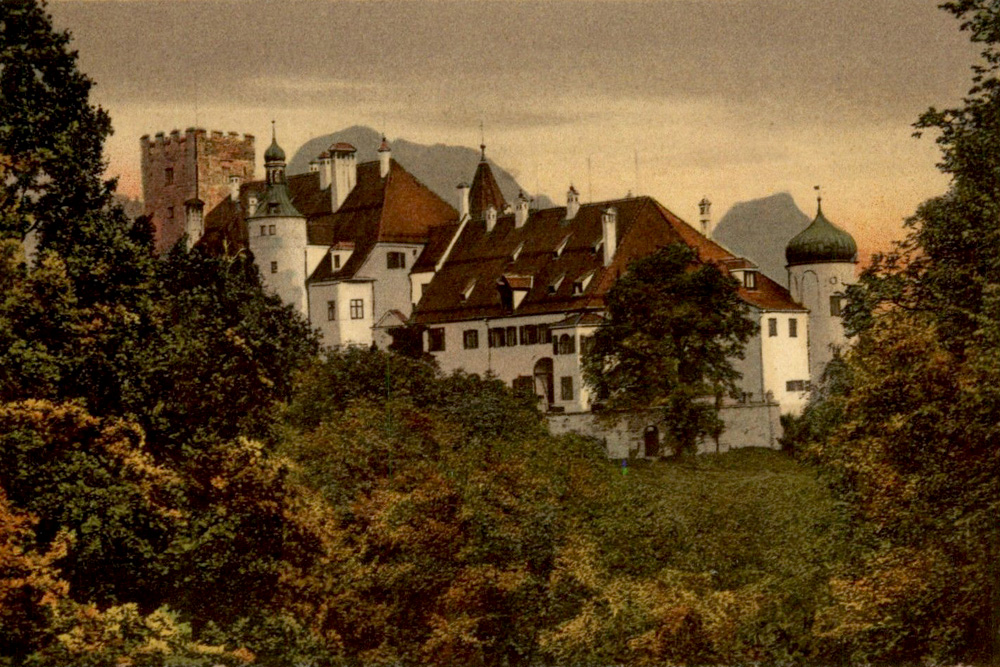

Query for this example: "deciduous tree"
[582,244,756,455]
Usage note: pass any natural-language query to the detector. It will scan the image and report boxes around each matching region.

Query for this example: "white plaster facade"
[308,279,375,347]
[248,212,309,317]
[788,261,855,387]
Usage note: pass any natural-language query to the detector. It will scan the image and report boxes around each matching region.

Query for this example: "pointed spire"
[815,184,823,215]
[264,120,285,164]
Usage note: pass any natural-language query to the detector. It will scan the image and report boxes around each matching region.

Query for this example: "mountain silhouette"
[288,126,555,211]
[712,192,811,284]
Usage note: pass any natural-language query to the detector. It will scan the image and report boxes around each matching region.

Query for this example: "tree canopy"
[582,244,757,455]
[791,1,1000,662]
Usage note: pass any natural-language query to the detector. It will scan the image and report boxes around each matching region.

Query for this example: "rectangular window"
[520,324,538,345]
[768,317,777,337]
[350,299,364,320]
[463,329,479,349]
[164,167,174,185]
[167,206,174,219]
[506,326,517,347]
[327,300,336,321]
[489,327,506,348]
[270,261,277,274]
[830,295,843,317]
[786,380,807,392]
[561,376,574,401]
[260,225,266,237]
[428,327,445,352]
[538,324,551,344]
[387,251,406,269]
[744,271,757,289]
[333,254,341,269]
[268,224,276,236]
[581,335,595,355]
[789,318,798,338]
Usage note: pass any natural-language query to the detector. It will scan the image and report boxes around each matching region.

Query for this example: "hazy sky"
[49,0,980,259]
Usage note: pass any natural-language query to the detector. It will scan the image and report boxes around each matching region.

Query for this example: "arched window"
[557,334,576,355]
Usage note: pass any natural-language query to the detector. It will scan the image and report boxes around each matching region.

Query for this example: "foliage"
[0,0,114,244]
[803,311,1000,663]
[540,450,847,665]
[583,244,757,455]
[128,244,318,455]
[798,2,1000,662]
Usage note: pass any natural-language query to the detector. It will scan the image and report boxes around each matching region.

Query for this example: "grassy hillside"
[600,448,846,588]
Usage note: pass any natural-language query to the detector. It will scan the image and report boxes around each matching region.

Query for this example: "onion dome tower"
[785,189,857,388]
[249,122,308,316]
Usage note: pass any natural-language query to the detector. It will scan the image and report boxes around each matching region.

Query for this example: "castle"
[141,126,857,453]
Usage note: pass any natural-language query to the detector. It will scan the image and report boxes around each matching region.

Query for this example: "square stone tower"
[140,128,255,253]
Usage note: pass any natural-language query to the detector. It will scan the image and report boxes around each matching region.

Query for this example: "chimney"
[184,198,205,249]
[515,191,530,228]
[318,151,332,190]
[602,207,617,266]
[566,184,580,220]
[378,135,391,178]
[330,144,357,212]
[457,182,470,219]
[485,205,498,233]
[698,196,712,238]
[228,175,241,201]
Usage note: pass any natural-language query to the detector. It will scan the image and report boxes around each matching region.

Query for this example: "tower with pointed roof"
[468,144,507,219]
[785,190,857,387]
[248,124,309,315]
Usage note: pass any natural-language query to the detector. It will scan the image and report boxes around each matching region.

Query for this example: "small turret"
[249,123,308,317]
[785,187,858,389]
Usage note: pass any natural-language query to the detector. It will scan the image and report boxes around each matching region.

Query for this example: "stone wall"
[141,129,254,253]
[547,400,782,458]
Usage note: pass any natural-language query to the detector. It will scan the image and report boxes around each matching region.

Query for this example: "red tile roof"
[412,195,803,325]
[200,159,458,282]
[468,159,507,218]
[413,222,461,273]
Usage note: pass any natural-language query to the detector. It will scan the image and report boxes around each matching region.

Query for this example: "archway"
[644,425,660,458]
[533,358,554,405]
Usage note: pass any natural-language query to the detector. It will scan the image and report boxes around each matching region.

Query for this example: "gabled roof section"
[413,222,460,273]
[374,309,407,329]
[469,158,507,219]
[199,196,247,255]
[412,195,805,325]
[201,156,458,279]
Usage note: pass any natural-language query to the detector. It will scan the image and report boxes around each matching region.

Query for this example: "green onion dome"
[786,204,857,266]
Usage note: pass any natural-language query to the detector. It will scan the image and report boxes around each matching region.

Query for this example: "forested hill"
[288,125,556,210]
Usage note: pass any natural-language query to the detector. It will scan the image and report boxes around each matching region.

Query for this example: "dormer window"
[460,279,476,301]
[548,273,565,295]
[387,251,406,269]
[743,270,757,290]
[554,235,571,258]
[511,242,524,262]
[572,270,595,295]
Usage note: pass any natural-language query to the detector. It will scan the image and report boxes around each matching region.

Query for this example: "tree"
[582,244,757,455]
[803,2,1000,661]
[0,0,114,244]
